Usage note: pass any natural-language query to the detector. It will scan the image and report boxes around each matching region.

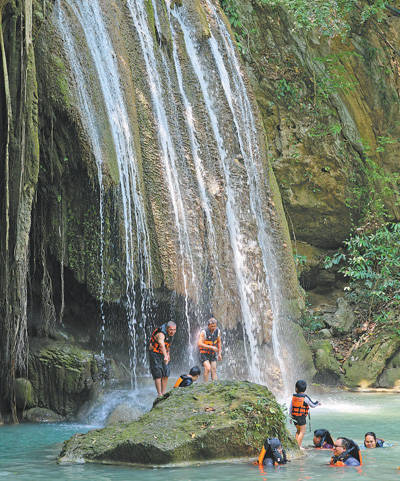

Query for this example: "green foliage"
[294,253,307,267]
[346,138,400,222]
[254,0,387,37]
[315,52,359,101]
[299,309,324,333]
[324,223,400,323]
[219,0,250,53]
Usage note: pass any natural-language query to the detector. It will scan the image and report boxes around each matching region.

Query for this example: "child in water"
[173,366,201,387]
[313,429,334,449]
[290,379,320,448]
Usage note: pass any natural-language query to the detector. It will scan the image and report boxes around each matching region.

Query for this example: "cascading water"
[55,0,303,394]
[56,0,153,385]
[125,0,202,364]
[56,4,108,375]
[206,0,289,389]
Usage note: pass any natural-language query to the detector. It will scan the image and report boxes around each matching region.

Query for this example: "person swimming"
[364,432,385,448]
[258,438,287,466]
[313,429,334,449]
[330,437,362,466]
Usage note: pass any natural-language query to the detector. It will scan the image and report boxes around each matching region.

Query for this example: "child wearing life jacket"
[313,429,334,449]
[330,437,362,466]
[258,438,288,467]
[290,380,320,448]
[173,366,201,388]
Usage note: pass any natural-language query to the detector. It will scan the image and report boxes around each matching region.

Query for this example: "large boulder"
[59,380,298,466]
[28,338,102,417]
[15,378,36,410]
[23,407,65,423]
[311,340,343,385]
[323,297,355,334]
[343,336,400,387]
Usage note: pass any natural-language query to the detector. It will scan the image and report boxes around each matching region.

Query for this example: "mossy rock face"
[28,339,102,417]
[59,380,298,465]
[15,378,36,410]
[311,340,342,385]
[343,336,400,387]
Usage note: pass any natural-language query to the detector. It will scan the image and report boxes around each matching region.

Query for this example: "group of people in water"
[148,319,389,468]
[258,379,388,467]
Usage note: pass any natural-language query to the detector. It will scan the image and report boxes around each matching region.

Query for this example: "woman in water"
[364,432,386,448]
[313,429,334,449]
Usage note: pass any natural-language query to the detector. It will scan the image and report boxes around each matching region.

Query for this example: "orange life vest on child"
[291,393,309,417]
[199,327,220,354]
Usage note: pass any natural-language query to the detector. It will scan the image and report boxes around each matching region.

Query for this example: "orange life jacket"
[173,375,193,388]
[330,449,362,466]
[199,327,220,354]
[149,324,172,354]
[291,393,309,417]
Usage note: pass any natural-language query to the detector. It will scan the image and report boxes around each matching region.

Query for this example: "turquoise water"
[0,392,399,480]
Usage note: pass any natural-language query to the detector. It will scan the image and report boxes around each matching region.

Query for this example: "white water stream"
[56,0,153,385]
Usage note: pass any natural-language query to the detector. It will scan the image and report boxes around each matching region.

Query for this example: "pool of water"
[0,391,399,480]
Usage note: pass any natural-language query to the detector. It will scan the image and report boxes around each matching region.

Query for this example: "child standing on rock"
[290,380,321,449]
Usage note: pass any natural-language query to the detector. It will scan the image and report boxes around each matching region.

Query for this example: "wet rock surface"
[58,380,298,466]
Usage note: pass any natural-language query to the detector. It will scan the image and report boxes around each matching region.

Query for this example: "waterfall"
[126,0,203,363]
[55,0,300,393]
[56,3,108,373]
[56,0,153,385]
[206,0,288,389]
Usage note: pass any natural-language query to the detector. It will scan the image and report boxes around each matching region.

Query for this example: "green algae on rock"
[58,380,297,466]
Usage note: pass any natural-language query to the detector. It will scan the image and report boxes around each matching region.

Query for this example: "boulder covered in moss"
[58,380,298,466]
[343,335,400,387]
[28,338,102,417]
[311,340,343,385]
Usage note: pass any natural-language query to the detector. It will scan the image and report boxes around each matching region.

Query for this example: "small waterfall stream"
[56,0,153,385]
[54,0,300,393]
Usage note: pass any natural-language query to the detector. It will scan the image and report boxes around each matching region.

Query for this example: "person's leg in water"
[296,424,307,449]
[210,360,217,381]
[154,378,162,397]
[203,360,211,382]
[161,376,168,395]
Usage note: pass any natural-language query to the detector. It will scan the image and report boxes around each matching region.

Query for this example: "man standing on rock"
[198,317,222,382]
[149,321,177,397]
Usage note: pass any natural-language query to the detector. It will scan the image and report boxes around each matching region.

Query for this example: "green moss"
[59,381,298,465]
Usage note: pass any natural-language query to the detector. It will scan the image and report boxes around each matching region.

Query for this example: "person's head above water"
[189,366,201,380]
[295,379,307,393]
[364,432,384,448]
[166,321,177,337]
[313,429,334,448]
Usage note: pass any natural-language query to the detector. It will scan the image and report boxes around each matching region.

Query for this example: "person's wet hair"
[364,432,376,441]
[314,429,334,447]
[189,366,201,377]
[295,380,307,392]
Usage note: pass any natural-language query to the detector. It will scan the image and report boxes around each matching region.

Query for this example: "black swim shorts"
[199,351,217,364]
[292,415,307,426]
[149,351,170,380]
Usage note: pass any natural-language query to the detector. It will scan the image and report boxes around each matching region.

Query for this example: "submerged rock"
[23,407,65,423]
[59,380,297,466]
